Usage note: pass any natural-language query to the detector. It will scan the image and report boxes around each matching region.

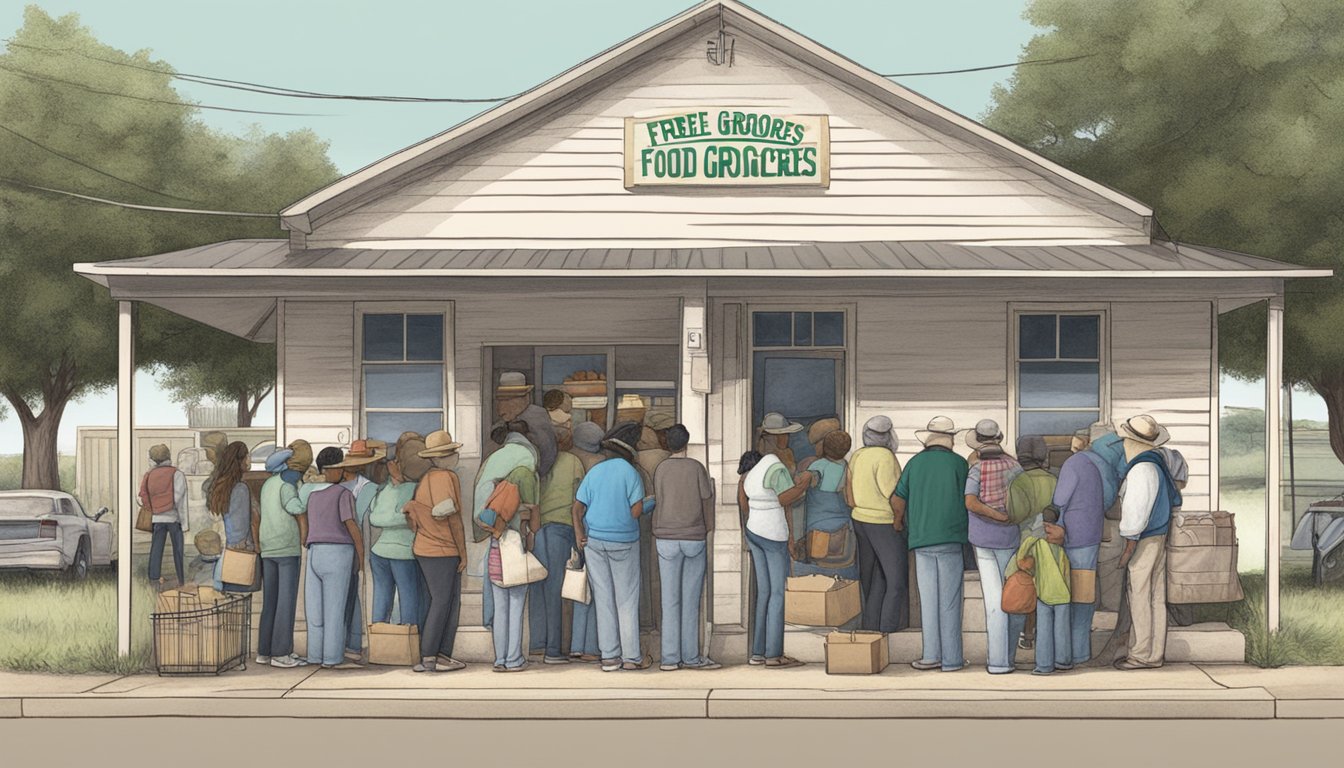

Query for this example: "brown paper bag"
[1070,569,1097,605]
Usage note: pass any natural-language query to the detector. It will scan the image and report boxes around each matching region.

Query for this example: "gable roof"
[279,0,1152,235]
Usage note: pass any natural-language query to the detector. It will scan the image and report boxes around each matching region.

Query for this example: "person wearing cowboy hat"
[140,443,188,588]
[573,421,654,671]
[894,416,970,672]
[300,446,366,670]
[844,416,907,632]
[256,447,309,668]
[494,371,558,476]
[403,430,469,673]
[367,434,431,639]
[755,412,804,474]
[1113,415,1182,670]
[962,419,1028,675]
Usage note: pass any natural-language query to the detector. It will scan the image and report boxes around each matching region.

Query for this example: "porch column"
[1265,292,1284,635]
[117,301,135,656]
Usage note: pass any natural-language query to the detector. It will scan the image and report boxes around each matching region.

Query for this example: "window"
[362,313,447,447]
[1016,312,1103,438]
[753,311,844,348]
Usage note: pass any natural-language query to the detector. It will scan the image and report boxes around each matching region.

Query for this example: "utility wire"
[0,121,195,202]
[880,54,1096,78]
[0,176,274,217]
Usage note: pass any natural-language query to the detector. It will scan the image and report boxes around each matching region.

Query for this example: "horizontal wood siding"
[308,33,1145,250]
[283,301,356,446]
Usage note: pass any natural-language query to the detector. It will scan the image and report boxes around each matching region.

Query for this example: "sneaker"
[682,658,722,671]
[600,658,622,672]
[910,659,941,671]
[543,655,571,665]
[270,656,302,669]
[492,664,506,672]
[412,659,436,673]
[748,655,767,666]
[987,667,1015,675]
[660,663,681,671]
[255,655,271,665]
[435,656,467,672]
[343,651,363,664]
[574,654,600,664]
[1018,634,1034,651]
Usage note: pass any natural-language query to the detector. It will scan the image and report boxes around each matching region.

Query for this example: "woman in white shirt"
[736,449,809,667]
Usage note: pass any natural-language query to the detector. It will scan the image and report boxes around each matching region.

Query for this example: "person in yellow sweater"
[844,415,907,633]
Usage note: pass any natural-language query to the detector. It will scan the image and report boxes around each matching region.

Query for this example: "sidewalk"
[2,663,1342,720]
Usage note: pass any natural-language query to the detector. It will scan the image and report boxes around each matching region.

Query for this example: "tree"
[984,0,1344,462]
[0,7,338,488]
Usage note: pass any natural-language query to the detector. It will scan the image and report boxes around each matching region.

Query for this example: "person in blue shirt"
[572,421,652,672]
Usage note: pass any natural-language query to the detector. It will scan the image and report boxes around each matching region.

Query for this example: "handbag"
[562,547,590,604]
[493,528,548,587]
[221,546,260,589]
[1001,556,1038,615]
[135,504,154,533]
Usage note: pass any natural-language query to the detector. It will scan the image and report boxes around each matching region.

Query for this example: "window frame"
[1008,304,1110,444]
[355,302,455,446]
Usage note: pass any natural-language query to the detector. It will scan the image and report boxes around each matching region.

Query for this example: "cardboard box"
[368,622,420,666]
[825,631,889,675]
[155,588,202,614]
[785,574,860,627]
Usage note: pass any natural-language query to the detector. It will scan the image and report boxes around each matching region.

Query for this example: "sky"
[0,0,1317,452]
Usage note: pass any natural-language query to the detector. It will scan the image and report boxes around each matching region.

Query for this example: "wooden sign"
[624,110,830,188]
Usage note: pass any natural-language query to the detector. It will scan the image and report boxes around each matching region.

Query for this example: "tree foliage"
[0,6,338,487]
[984,0,1344,461]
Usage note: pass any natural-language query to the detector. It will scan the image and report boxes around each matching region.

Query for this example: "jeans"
[571,598,600,657]
[417,556,461,659]
[1035,600,1072,673]
[490,580,528,668]
[1065,544,1100,663]
[258,556,300,658]
[914,543,965,670]
[148,522,184,584]
[656,538,708,666]
[305,543,354,666]
[370,553,424,627]
[745,530,789,660]
[974,546,1026,673]
[529,523,576,658]
[343,568,363,654]
[854,521,910,633]
[585,538,642,663]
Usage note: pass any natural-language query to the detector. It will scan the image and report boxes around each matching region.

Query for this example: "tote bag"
[493,529,548,588]
[220,547,260,589]
[562,547,590,604]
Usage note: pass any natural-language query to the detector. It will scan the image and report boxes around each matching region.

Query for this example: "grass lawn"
[0,570,153,674]
[1198,565,1344,667]
[0,454,76,493]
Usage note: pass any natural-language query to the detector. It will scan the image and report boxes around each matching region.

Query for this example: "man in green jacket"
[894,416,969,672]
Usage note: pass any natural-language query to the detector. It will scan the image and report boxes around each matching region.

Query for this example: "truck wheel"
[66,539,90,580]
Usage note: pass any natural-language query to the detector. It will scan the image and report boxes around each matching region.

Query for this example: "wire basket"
[151,592,251,675]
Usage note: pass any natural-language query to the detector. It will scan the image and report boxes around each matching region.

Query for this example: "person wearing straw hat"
[494,371,557,477]
[894,416,970,672]
[1114,414,1182,670]
[139,443,188,588]
[755,411,804,474]
[256,447,308,668]
[963,419,1027,674]
[404,430,469,672]
[367,434,430,632]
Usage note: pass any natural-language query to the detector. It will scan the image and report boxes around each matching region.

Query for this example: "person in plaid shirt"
[963,419,1025,674]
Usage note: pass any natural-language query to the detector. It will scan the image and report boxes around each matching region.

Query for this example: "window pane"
[753,312,792,347]
[406,314,444,361]
[365,364,444,409]
[1019,411,1100,438]
[363,314,404,361]
[793,312,813,346]
[367,412,444,447]
[1019,315,1056,359]
[1018,362,1100,408]
[1059,315,1100,359]
[814,312,845,346]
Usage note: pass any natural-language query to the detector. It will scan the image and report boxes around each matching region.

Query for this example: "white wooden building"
[76,0,1327,659]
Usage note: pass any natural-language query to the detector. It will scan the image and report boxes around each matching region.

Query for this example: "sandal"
[621,654,653,671]
[764,655,804,668]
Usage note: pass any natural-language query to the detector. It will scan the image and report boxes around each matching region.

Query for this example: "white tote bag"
[561,547,590,605]
[494,529,548,588]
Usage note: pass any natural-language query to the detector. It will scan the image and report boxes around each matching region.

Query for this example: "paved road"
[0,717,1332,767]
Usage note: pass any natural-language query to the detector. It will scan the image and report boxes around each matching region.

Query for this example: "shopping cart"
[151,592,252,675]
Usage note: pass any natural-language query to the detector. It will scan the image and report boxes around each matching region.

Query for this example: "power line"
[880,54,1096,78]
[0,122,195,203]
[0,176,274,217]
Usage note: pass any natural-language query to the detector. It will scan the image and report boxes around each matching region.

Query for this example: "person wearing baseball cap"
[897,416,970,672]
[1115,414,1181,670]
[255,447,306,667]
